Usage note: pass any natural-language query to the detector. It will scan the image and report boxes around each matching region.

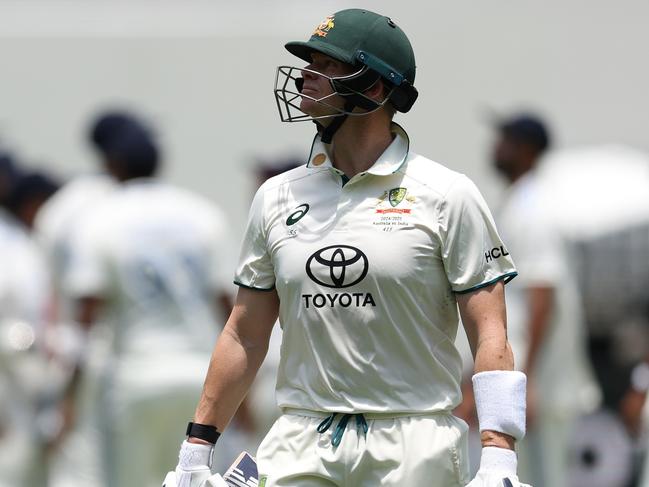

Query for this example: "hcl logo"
[485,246,509,263]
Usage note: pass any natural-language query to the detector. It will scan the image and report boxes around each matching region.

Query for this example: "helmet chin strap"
[317,100,356,144]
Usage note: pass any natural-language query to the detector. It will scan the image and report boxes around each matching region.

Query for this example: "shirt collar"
[305,122,410,176]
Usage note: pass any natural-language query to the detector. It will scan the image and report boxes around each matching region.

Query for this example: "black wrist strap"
[186,422,221,444]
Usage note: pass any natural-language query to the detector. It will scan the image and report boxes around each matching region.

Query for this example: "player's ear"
[364,78,387,103]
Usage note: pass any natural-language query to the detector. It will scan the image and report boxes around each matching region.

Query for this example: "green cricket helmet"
[285,9,418,113]
[273,9,418,137]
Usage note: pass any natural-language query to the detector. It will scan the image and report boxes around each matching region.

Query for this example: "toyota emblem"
[305,245,369,288]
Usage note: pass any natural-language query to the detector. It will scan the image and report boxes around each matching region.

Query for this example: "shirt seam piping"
[453,272,518,294]
[233,280,276,292]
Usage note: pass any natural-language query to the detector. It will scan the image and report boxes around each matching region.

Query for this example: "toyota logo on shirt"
[305,245,369,288]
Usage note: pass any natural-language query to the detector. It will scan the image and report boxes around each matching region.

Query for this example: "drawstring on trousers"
[317,413,368,446]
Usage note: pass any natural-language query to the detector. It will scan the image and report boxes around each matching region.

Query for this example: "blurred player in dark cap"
[39,109,145,487]
[36,109,143,285]
[492,113,551,182]
[7,171,60,229]
[489,112,598,487]
[0,159,57,486]
[56,112,238,487]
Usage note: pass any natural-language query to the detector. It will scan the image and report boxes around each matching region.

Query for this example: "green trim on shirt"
[454,271,518,295]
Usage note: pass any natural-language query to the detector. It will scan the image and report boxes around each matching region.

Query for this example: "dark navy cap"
[104,123,160,178]
[499,113,551,152]
[89,110,143,153]
[6,171,60,211]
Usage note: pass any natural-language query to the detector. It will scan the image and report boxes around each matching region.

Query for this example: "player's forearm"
[458,281,513,373]
[473,334,514,373]
[193,324,268,434]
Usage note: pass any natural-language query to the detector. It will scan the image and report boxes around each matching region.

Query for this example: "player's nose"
[301,65,320,81]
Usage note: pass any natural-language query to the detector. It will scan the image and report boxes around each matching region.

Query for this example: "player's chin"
[299,97,321,114]
[300,99,340,119]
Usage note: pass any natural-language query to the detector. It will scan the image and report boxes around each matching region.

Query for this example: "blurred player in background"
[166,8,531,487]
[0,159,58,486]
[51,117,238,487]
[41,111,136,487]
[35,111,130,326]
[486,114,599,486]
[7,171,60,231]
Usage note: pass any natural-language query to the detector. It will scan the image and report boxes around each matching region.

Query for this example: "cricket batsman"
[164,8,531,487]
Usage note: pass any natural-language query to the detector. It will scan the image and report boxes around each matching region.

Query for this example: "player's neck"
[330,115,394,178]
[507,161,537,185]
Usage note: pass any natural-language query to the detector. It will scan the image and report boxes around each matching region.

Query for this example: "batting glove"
[162,441,228,487]
[464,447,532,487]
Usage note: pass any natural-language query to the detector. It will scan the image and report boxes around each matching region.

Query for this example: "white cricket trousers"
[256,409,471,487]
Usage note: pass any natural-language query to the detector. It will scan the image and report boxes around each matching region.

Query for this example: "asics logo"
[286,204,309,226]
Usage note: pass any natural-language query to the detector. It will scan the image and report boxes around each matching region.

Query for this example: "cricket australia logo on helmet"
[306,245,369,288]
[275,8,419,128]
[313,14,335,37]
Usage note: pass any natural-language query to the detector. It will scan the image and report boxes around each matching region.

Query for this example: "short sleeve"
[63,214,111,298]
[439,175,517,293]
[234,186,275,291]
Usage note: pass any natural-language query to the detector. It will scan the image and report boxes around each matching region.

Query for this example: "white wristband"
[478,446,517,475]
[178,440,214,470]
[472,370,526,440]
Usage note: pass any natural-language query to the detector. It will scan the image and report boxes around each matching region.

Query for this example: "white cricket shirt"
[236,124,516,413]
[498,171,599,414]
[0,210,50,338]
[36,173,116,279]
[35,173,116,321]
[65,179,234,355]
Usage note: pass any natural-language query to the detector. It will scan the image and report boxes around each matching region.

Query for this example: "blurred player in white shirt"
[489,114,599,486]
[0,212,49,487]
[3,171,59,347]
[59,121,237,487]
[0,162,54,345]
[38,112,135,487]
[35,112,138,327]
[0,166,58,487]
